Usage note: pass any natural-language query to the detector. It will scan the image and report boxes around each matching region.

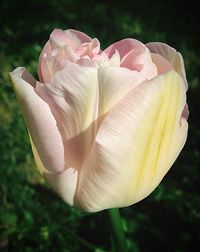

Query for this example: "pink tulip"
[10,29,188,212]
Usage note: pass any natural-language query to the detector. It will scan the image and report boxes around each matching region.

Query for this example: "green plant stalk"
[106,208,128,252]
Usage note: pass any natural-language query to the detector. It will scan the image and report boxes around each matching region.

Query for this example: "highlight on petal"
[75,70,188,212]
[36,61,99,171]
[10,68,65,173]
[146,42,188,89]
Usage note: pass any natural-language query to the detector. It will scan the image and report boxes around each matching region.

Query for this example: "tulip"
[10,29,188,213]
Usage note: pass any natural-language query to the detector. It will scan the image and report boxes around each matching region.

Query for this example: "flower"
[10,29,188,212]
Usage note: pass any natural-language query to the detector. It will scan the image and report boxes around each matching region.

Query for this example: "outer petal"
[29,133,78,206]
[36,62,99,171]
[38,41,57,83]
[146,42,188,89]
[10,68,79,206]
[10,67,65,173]
[76,70,188,212]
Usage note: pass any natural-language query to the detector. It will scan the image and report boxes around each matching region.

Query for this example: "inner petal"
[36,62,99,171]
[121,47,158,80]
[76,38,100,58]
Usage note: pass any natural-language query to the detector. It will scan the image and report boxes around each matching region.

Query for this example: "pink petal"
[182,103,189,120]
[120,46,144,70]
[38,41,52,83]
[121,47,157,80]
[105,39,157,80]
[50,29,91,49]
[10,67,65,173]
[104,38,144,59]
[76,57,97,67]
[50,29,78,48]
[76,38,100,58]
[38,29,92,83]
[146,42,188,89]
[67,29,92,44]
[150,53,173,75]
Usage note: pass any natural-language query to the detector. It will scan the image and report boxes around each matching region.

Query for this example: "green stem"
[106,208,128,252]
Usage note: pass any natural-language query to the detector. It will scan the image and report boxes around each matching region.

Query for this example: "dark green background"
[0,0,199,251]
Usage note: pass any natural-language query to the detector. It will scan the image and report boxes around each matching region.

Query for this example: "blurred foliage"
[0,0,200,251]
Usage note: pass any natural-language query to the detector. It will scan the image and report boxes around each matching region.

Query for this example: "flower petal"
[121,47,157,80]
[38,29,92,83]
[44,167,78,206]
[28,133,78,206]
[76,38,100,58]
[146,42,188,89]
[50,29,92,49]
[10,67,65,173]
[36,62,99,171]
[76,70,188,212]
[104,38,144,59]
[150,53,173,75]
[98,66,145,116]
[104,39,157,80]
[67,29,92,44]
[38,41,54,83]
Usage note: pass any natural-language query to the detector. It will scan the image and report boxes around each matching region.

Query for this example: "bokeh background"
[0,0,200,251]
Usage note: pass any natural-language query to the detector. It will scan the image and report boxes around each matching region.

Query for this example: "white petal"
[28,126,78,206]
[44,167,78,206]
[36,62,99,171]
[98,66,144,116]
[76,70,188,212]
